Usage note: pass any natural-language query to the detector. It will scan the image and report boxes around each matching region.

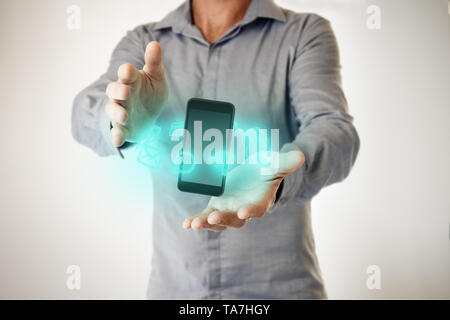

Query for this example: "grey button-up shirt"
[72,0,359,299]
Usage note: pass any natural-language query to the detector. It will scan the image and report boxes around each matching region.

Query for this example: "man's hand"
[183,151,305,232]
[105,41,168,146]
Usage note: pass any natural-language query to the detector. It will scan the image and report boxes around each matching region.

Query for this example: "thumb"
[143,41,165,81]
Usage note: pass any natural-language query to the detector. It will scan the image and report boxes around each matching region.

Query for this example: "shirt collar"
[241,0,286,25]
[153,0,286,32]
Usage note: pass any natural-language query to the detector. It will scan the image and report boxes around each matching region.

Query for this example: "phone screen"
[178,98,235,196]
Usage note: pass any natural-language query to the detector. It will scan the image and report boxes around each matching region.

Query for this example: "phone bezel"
[177,98,235,196]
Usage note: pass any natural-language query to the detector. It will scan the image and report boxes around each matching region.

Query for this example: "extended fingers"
[105,101,128,124]
[192,217,227,232]
[106,81,131,101]
[111,123,128,147]
[184,205,268,231]
[237,204,266,220]
[183,207,227,232]
[105,100,128,147]
[118,63,139,85]
[183,207,213,229]
[207,211,246,229]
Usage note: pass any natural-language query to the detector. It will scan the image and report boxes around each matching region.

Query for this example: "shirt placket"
[201,44,221,99]
[203,43,222,298]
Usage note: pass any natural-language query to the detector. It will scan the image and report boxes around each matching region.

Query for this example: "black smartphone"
[177,98,235,196]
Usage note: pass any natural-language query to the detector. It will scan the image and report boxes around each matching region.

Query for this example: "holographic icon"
[136,125,162,169]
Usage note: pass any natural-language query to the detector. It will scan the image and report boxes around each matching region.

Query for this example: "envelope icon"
[136,143,161,169]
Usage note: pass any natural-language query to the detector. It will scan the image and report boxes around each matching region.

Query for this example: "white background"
[0,0,448,299]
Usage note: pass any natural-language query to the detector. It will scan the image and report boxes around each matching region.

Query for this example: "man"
[72,0,359,299]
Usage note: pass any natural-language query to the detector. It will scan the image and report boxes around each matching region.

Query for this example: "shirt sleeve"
[276,15,360,207]
[71,26,149,156]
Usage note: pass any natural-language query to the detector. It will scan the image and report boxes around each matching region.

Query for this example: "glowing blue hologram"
[136,141,162,169]
[172,149,195,175]
[259,151,272,167]
[136,125,162,148]
[136,125,162,169]
[169,121,184,138]
[147,125,162,140]
[134,121,280,173]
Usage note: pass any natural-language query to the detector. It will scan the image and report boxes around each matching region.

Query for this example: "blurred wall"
[0,0,448,299]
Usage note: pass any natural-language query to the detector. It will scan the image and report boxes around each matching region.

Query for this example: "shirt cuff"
[277,163,306,207]
[271,143,307,209]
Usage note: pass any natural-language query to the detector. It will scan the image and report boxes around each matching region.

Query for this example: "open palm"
[183,151,305,232]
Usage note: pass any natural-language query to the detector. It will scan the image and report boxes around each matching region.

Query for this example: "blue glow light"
[136,125,162,169]
[135,121,280,172]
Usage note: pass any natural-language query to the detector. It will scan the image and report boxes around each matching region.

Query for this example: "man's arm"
[276,15,360,206]
[71,26,147,156]
[183,16,359,232]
